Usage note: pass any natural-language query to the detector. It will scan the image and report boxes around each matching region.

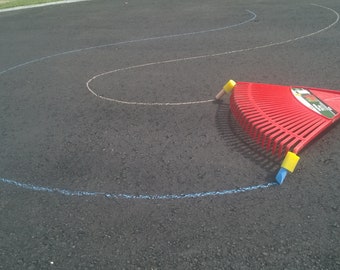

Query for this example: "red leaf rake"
[215,80,340,184]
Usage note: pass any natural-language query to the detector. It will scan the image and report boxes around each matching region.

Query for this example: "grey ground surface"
[0,0,339,269]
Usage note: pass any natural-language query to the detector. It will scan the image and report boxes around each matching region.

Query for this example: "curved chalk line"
[0,10,256,76]
[0,177,278,200]
[0,8,273,201]
[86,3,339,106]
[0,4,338,200]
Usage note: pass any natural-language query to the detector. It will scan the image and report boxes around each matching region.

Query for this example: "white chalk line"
[0,10,256,76]
[86,4,340,106]
[0,7,274,200]
[0,7,271,201]
[0,4,339,200]
[0,0,91,13]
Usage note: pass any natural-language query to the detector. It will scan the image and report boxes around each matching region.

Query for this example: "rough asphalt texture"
[0,0,339,269]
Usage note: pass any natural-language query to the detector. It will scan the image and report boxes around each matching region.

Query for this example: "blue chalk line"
[1,5,338,200]
[0,9,268,200]
[0,177,277,200]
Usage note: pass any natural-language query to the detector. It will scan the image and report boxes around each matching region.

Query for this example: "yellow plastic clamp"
[281,151,300,173]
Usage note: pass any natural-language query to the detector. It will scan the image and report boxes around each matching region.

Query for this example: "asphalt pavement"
[0,0,339,269]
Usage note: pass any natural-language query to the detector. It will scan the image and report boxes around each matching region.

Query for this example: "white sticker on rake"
[86,4,339,106]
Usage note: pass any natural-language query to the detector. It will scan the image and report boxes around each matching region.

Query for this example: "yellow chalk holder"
[276,151,300,185]
[215,80,236,100]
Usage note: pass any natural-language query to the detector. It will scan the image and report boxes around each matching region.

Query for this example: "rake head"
[216,80,340,184]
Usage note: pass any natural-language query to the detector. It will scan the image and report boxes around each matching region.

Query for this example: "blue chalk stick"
[276,168,288,185]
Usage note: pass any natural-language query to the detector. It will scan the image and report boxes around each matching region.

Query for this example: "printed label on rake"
[291,88,337,118]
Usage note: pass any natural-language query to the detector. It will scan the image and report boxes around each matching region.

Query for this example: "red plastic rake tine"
[221,80,340,183]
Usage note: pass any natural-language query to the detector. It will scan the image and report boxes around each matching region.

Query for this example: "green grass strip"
[0,0,63,9]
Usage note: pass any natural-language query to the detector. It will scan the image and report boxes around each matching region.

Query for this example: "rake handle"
[215,80,237,100]
[215,88,226,100]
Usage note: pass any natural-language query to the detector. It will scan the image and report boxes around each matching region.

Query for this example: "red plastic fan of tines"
[228,82,340,158]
